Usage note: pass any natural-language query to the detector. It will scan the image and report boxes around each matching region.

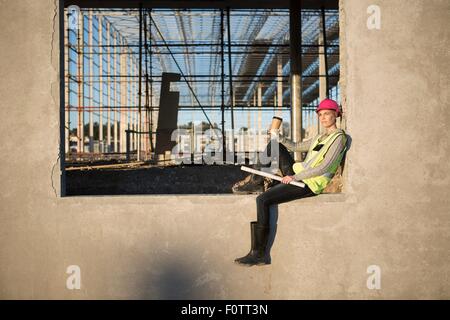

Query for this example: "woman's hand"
[281,175,294,184]
[267,128,281,136]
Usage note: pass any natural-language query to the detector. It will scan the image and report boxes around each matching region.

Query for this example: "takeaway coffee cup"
[270,116,282,131]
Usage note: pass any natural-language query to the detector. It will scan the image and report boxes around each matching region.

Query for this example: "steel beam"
[289,0,302,161]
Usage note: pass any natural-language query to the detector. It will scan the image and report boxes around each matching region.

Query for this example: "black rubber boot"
[234,221,257,265]
[235,222,271,266]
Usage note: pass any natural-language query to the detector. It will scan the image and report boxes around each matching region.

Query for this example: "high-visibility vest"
[292,129,347,194]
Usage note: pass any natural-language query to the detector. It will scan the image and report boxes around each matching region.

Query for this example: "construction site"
[0,0,449,300]
[63,3,342,195]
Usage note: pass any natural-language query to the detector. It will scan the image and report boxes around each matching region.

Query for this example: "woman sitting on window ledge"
[233,98,348,266]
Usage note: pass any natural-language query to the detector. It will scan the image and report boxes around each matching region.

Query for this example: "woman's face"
[318,109,337,128]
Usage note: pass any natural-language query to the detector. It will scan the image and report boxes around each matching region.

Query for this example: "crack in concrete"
[50,0,59,198]
[50,84,60,197]
[51,152,60,197]
[50,0,58,65]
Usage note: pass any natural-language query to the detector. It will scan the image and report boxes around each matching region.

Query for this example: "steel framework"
[64,7,340,162]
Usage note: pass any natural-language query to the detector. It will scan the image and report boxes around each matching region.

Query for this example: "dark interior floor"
[65,164,249,195]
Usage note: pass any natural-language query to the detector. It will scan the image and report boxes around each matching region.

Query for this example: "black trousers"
[255,140,317,226]
[256,183,316,226]
[256,139,296,177]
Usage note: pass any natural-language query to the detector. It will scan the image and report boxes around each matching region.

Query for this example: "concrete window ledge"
[61,193,353,206]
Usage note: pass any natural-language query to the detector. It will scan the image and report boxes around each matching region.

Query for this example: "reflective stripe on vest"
[292,130,347,194]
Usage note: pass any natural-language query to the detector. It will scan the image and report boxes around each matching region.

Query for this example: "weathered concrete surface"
[0,0,449,299]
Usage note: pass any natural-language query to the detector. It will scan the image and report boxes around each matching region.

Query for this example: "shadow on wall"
[344,134,353,157]
[136,249,224,299]
[340,133,353,180]
[340,133,353,177]
[266,205,279,262]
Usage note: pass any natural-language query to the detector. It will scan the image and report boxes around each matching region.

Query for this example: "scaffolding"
[64,7,340,163]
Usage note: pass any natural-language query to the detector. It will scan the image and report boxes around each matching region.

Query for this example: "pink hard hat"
[316,98,341,117]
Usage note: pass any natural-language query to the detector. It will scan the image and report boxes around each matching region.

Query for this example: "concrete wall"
[0,0,449,299]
